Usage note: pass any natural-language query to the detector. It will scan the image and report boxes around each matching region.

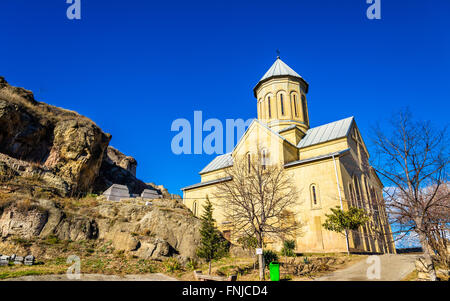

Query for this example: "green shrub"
[163,258,181,273]
[281,240,296,257]
[186,259,198,271]
[45,234,60,245]
[263,250,279,267]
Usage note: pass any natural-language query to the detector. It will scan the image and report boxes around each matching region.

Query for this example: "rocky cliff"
[0,76,159,197]
[0,197,201,262]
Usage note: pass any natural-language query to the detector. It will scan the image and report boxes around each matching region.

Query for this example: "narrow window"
[280,94,285,116]
[293,95,298,117]
[193,201,197,216]
[349,183,355,206]
[261,149,267,170]
[354,177,361,207]
[301,95,308,123]
[312,186,317,205]
[311,184,320,207]
[268,97,271,118]
[247,153,251,173]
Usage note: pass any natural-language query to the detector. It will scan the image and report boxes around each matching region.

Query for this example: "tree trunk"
[208,261,212,275]
[417,231,437,281]
[344,229,350,256]
[258,253,264,281]
[256,233,265,281]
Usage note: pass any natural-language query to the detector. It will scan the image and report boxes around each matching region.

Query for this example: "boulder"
[0,206,48,239]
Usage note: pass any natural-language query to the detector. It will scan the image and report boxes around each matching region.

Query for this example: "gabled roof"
[199,152,233,175]
[196,116,356,176]
[297,116,354,149]
[199,119,299,176]
[254,119,299,148]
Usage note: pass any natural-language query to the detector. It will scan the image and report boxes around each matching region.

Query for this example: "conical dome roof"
[259,57,303,82]
[253,57,308,96]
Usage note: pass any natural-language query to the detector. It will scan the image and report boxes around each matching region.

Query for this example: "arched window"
[280,94,285,116]
[268,97,272,118]
[349,183,355,207]
[354,176,361,208]
[261,149,268,170]
[310,184,320,208]
[301,95,308,123]
[193,201,197,216]
[312,186,317,204]
[293,94,298,117]
[258,99,262,119]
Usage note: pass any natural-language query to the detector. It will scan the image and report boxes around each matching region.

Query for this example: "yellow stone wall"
[255,78,309,132]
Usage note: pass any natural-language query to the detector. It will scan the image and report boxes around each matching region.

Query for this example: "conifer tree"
[196,197,229,274]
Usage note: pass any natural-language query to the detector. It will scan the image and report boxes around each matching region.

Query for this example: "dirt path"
[315,254,420,281]
[3,273,178,281]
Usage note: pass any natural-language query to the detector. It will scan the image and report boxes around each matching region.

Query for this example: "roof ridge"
[308,116,354,131]
[297,116,355,148]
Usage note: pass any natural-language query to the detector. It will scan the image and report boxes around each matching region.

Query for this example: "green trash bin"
[269,262,280,281]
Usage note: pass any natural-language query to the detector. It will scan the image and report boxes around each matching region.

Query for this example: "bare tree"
[213,150,301,280]
[371,109,449,281]
[423,184,450,268]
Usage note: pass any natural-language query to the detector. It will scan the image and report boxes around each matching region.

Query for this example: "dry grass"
[0,238,165,280]
[0,86,99,127]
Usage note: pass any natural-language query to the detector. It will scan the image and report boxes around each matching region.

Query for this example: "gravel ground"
[315,254,421,281]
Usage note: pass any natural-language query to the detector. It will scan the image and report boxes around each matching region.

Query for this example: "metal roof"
[277,124,299,134]
[284,148,351,168]
[199,152,233,174]
[181,176,232,191]
[258,57,303,83]
[253,57,309,97]
[297,116,354,149]
[197,117,355,176]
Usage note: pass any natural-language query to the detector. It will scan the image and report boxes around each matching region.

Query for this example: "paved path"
[316,254,420,281]
[4,273,178,281]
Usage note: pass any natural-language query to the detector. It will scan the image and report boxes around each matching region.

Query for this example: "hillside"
[0,76,160,197]
[0,77,202,277]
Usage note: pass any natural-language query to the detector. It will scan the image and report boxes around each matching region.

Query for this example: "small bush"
[45,234,61,245]
[263,250,279,267]
[281,240,296,257]
[163,258,181,273]
[186,259,198,271]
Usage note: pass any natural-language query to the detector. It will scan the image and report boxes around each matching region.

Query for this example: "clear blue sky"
[1,0,449,196]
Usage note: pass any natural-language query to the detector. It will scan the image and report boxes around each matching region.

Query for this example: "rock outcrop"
[0,76,160,197]
[0,198,201,262]
[105,146,137,176]
[93,146,158,195]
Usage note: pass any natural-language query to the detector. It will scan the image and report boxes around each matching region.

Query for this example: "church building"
[182,57,396,254]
